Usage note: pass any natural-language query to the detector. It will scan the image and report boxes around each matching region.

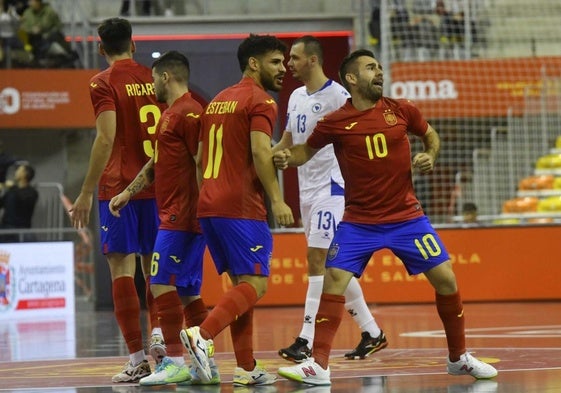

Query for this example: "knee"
[323,268,353,295]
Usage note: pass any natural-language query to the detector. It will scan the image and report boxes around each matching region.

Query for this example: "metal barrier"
[0,182,95,301]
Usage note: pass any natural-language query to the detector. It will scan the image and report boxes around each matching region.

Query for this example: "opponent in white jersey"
[274,36,388,362]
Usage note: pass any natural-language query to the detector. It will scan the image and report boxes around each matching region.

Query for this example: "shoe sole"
[178,378,221,386]
[112,372,150,383]
[180,329,212,383]
[344,340,388,360]
[149,345,167,365]
[140,374,190,386]
[278,349,309,363]
[277,369,331,386]
[448,369,498,379]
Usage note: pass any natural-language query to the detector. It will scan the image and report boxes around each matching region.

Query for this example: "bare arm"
[273,142,319,170]
[412,124,440,173]
[69,111,116,229]
[271,130,293,154]
[108,157,155,217]
[251,131,294,227]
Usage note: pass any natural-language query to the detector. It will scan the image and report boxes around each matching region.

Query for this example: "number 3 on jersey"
[140,104,161,159]
[203,123,224,179]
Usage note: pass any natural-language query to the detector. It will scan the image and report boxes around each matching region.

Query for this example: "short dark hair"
[237,33,287,72]
[152,51,190,83]
[293,35,324,65]
[98,17,132,56]
[462,202,478,213]
[338,48,375,91]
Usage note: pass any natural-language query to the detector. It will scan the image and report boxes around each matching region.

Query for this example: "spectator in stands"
[389,0,413,61]
[408,0,440,61]
[436,0,478,59]
[368,1,381,57]
[0,162,38,242]
[19,0,78,68]
[0,0,23,67]
[462,202,478,224]
[2,0,27,16]
[0,140,18,184]
[120,0,152,16]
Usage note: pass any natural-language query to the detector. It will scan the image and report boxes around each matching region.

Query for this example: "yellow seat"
[492,218,521,225]
[535,154,561,169]
[537,196,561,212]
[556,135,561,149]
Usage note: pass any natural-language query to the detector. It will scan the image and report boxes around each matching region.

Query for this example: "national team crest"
[383,111,397,125]
[327,243,339,260]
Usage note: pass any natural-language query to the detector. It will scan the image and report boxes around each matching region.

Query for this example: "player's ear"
[310,54,319,66]
[345,72,357,87]
[248,56,259,72]
[130,40,136,53]
[98,43,105,56]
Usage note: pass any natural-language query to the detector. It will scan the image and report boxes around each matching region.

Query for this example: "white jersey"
[286,80,349,203]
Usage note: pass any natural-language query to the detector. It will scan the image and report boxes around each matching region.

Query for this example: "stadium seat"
[527,217,554,224]
[535,154,561,169]
[537,196,561,212]
[492,218,521,225]
[502,197,539,213]
[518,175,554,190]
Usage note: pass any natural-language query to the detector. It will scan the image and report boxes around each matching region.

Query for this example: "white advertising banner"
[0,242,75,319]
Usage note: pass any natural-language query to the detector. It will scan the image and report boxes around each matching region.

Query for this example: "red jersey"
[308,97,427,224]
[154,93,203,232]
[197,77,277,220]
[89,58,166,200]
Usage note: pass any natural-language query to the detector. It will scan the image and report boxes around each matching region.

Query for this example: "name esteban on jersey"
[205,100,238,114]
[124,82,155,97]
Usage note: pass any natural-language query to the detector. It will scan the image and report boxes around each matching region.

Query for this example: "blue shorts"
[199,217,272,276]
[150,229,205,297]
[325,216,449,276]
[99,199,159,255]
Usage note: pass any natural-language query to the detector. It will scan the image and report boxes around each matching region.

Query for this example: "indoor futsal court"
[1,301,560,393]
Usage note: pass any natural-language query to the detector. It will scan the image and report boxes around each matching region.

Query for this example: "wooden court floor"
[0,301,560,393]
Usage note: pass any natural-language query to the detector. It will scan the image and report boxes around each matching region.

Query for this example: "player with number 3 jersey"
[70,17,165,383]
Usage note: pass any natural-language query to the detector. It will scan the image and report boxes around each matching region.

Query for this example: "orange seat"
[518,175,554,190]
[527,217,554,224]
[502,197,539,213]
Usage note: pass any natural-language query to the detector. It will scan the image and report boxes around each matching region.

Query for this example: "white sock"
[171,356,185,366]
[151,327,163,336]
[344,277,381,337]
[130,349,146,366]
[299,275,324,346]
